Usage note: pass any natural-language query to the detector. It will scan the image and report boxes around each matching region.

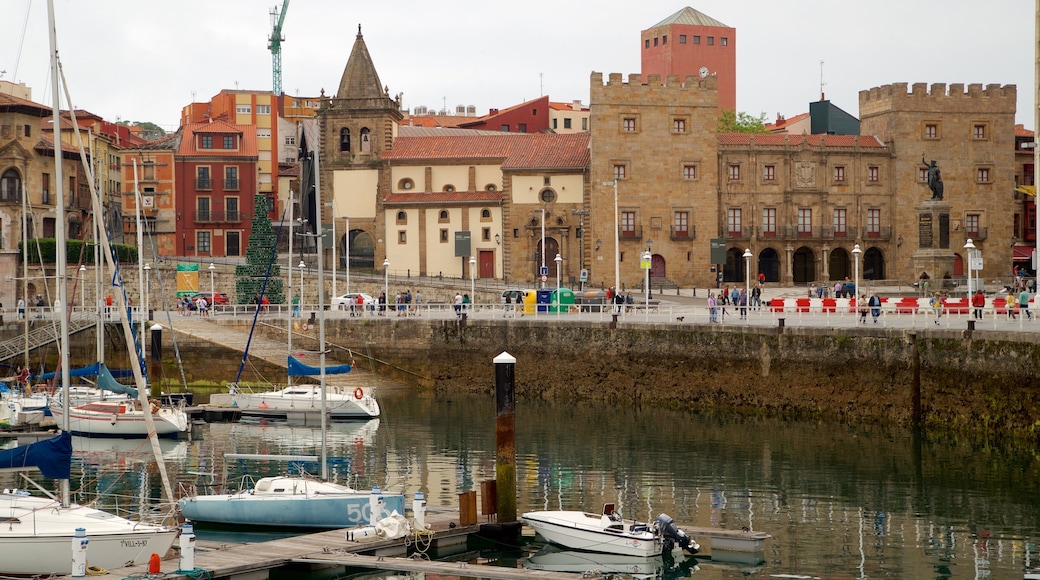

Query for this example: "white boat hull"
[212,384,380,419]
[0,494,177,575]
[522,510,663,557]
[50,402,188,437]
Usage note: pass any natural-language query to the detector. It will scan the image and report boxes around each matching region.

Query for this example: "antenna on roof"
[819,60,826,101]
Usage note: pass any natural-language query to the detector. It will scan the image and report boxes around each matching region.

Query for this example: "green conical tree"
[235,194,285,304]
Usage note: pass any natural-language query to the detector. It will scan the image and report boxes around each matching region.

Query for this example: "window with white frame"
[673,119,686,133]
[256,105,271,115]
[797,208,812,236]
[683,165,697,180]
[977,167,991,183]
[867,209,881,237]
[621,211,636,236]
[235,105,251,114]
[673,211,689,236]
[622,118,636,132]
[196,231,211,252]
[762,208,776,236]
[613,164,627,180]
[727,208,742,235]
[966,213,981,237]
[833,208,847,237]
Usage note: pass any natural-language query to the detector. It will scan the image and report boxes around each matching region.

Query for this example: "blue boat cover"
[39,363,138,398]
[0,432,72,479]
[287,356,351,377]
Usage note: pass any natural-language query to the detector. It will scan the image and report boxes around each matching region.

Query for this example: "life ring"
[353,387,364,400]
[150,400,161,414]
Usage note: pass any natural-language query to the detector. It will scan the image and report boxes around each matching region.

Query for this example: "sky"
[2,0,1035,133]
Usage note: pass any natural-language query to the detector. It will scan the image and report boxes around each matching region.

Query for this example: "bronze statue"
[922,157,943,201]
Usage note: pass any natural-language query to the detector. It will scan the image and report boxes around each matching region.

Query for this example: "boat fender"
[346,526,378,541]
[150,400,161,414]
[354,387,364,400]
[148,553,160,574]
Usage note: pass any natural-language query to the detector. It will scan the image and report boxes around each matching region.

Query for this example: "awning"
[1016,185,1036,197]
[1012,245,1035,261]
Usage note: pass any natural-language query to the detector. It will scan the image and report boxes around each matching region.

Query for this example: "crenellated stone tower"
[859,82,1017,284]
[318,26,403,271]
[589,72,719,289]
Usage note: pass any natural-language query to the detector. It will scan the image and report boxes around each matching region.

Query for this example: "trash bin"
[549,288,576,313]
[536,289,553,313]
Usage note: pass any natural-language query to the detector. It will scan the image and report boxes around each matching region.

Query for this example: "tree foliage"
[117,120,166,140]
[19,239,137,265]
[717,110,769,134]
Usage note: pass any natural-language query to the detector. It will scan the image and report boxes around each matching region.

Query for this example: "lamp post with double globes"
[743,248,753,318]
[964,238,976,299]
[852,244,862,311]
[554,253,562,318]
[641,249,652,321]
[78,264,86,311]
[469,256,476,313]
[383,258,390,316]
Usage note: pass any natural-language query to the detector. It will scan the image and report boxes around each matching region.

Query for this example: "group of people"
[177,295,208,317]
[706,284,763,322]
[452,292,471,317]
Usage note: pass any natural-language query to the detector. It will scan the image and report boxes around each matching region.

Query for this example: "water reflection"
[1,377,1037,578]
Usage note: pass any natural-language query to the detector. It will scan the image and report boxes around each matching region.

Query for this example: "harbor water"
[5,372,1039,578]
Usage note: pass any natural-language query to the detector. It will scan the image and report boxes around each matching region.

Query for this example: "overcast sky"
[2,0,1035,132]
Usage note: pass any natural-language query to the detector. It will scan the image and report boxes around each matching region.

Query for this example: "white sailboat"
[179,149,404,528]
[0,3,177,574]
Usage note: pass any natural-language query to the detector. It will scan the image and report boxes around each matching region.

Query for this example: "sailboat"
[179,149,404,528]
[47,160,188,438]
[0,3,177,574]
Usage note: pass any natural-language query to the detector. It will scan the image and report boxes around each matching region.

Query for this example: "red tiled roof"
[177,119,258,157]
[718,133,885,148]
[458,96,548,128]
[36,136,81,156]
[384,191,503,205]
[0,92,50,114]
[549,101,588,112]
[764,112,809,132]
[1015,124,1034,138]
[383,133,589,169]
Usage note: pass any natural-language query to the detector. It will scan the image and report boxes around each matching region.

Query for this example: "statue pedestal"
[912,200,955,285]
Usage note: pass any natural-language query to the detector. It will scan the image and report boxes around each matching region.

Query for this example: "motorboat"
[50,399,188,438]
[522,503,699,557]
[524,543,693,579]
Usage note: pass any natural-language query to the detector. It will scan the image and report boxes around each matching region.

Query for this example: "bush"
[19,239,138,264]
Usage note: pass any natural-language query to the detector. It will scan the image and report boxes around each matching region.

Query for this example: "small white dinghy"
[522,503,699,557]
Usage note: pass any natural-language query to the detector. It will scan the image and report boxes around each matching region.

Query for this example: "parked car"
[195,292,230,305]
[333,292,375,310]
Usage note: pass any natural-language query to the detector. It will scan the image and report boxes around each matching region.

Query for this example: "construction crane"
[268,0,290,96]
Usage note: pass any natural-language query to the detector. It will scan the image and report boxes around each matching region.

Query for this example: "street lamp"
[852,244,862,310]
[743,248,752,318]
[383,258,389,316]
[469,256,476,312]
[299,260,306,311]
[602,179,620,294]
[78,264,85,309]
[143,263,151,319]
[534,209,546,288]
[646,238,653,299]
[207,263,214,305]
[343,216,350,295]
[964,238,976,299]
[641,249,651,321]
[554,253,562,318]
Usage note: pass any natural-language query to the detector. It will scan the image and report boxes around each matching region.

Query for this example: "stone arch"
[863,247,885,280]
[349,230,375,270]
[724,247,746,283]
[793,246,817,284]
[757,247,781,283]
[829,248,851,281]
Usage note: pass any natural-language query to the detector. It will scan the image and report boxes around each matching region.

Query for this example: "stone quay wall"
[224,318,1040,439]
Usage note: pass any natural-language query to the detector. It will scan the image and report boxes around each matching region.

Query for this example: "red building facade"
[174,119,258,257]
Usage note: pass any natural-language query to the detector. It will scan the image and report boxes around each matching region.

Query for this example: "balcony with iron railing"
[224,178,240,191]
[726,226,754,240]
[863,226,893,241]
[670,225,696,241]
[195,178,212,190]
[618,225,643,241]
[194,210,245,223]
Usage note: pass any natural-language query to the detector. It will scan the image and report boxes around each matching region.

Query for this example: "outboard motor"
[655,513,699,555]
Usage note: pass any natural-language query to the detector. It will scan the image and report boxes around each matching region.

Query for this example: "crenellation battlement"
[593,72,718,91]
[859,82,1017,116]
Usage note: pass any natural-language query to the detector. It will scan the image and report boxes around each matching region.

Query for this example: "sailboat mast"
[315,148,328,480]
[47,0,71,507]
[287,188,294,386]
[133,160,146,364]
[20,187,29,371]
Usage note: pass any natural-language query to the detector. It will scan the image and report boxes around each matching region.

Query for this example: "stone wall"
[228,318,1040,439]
